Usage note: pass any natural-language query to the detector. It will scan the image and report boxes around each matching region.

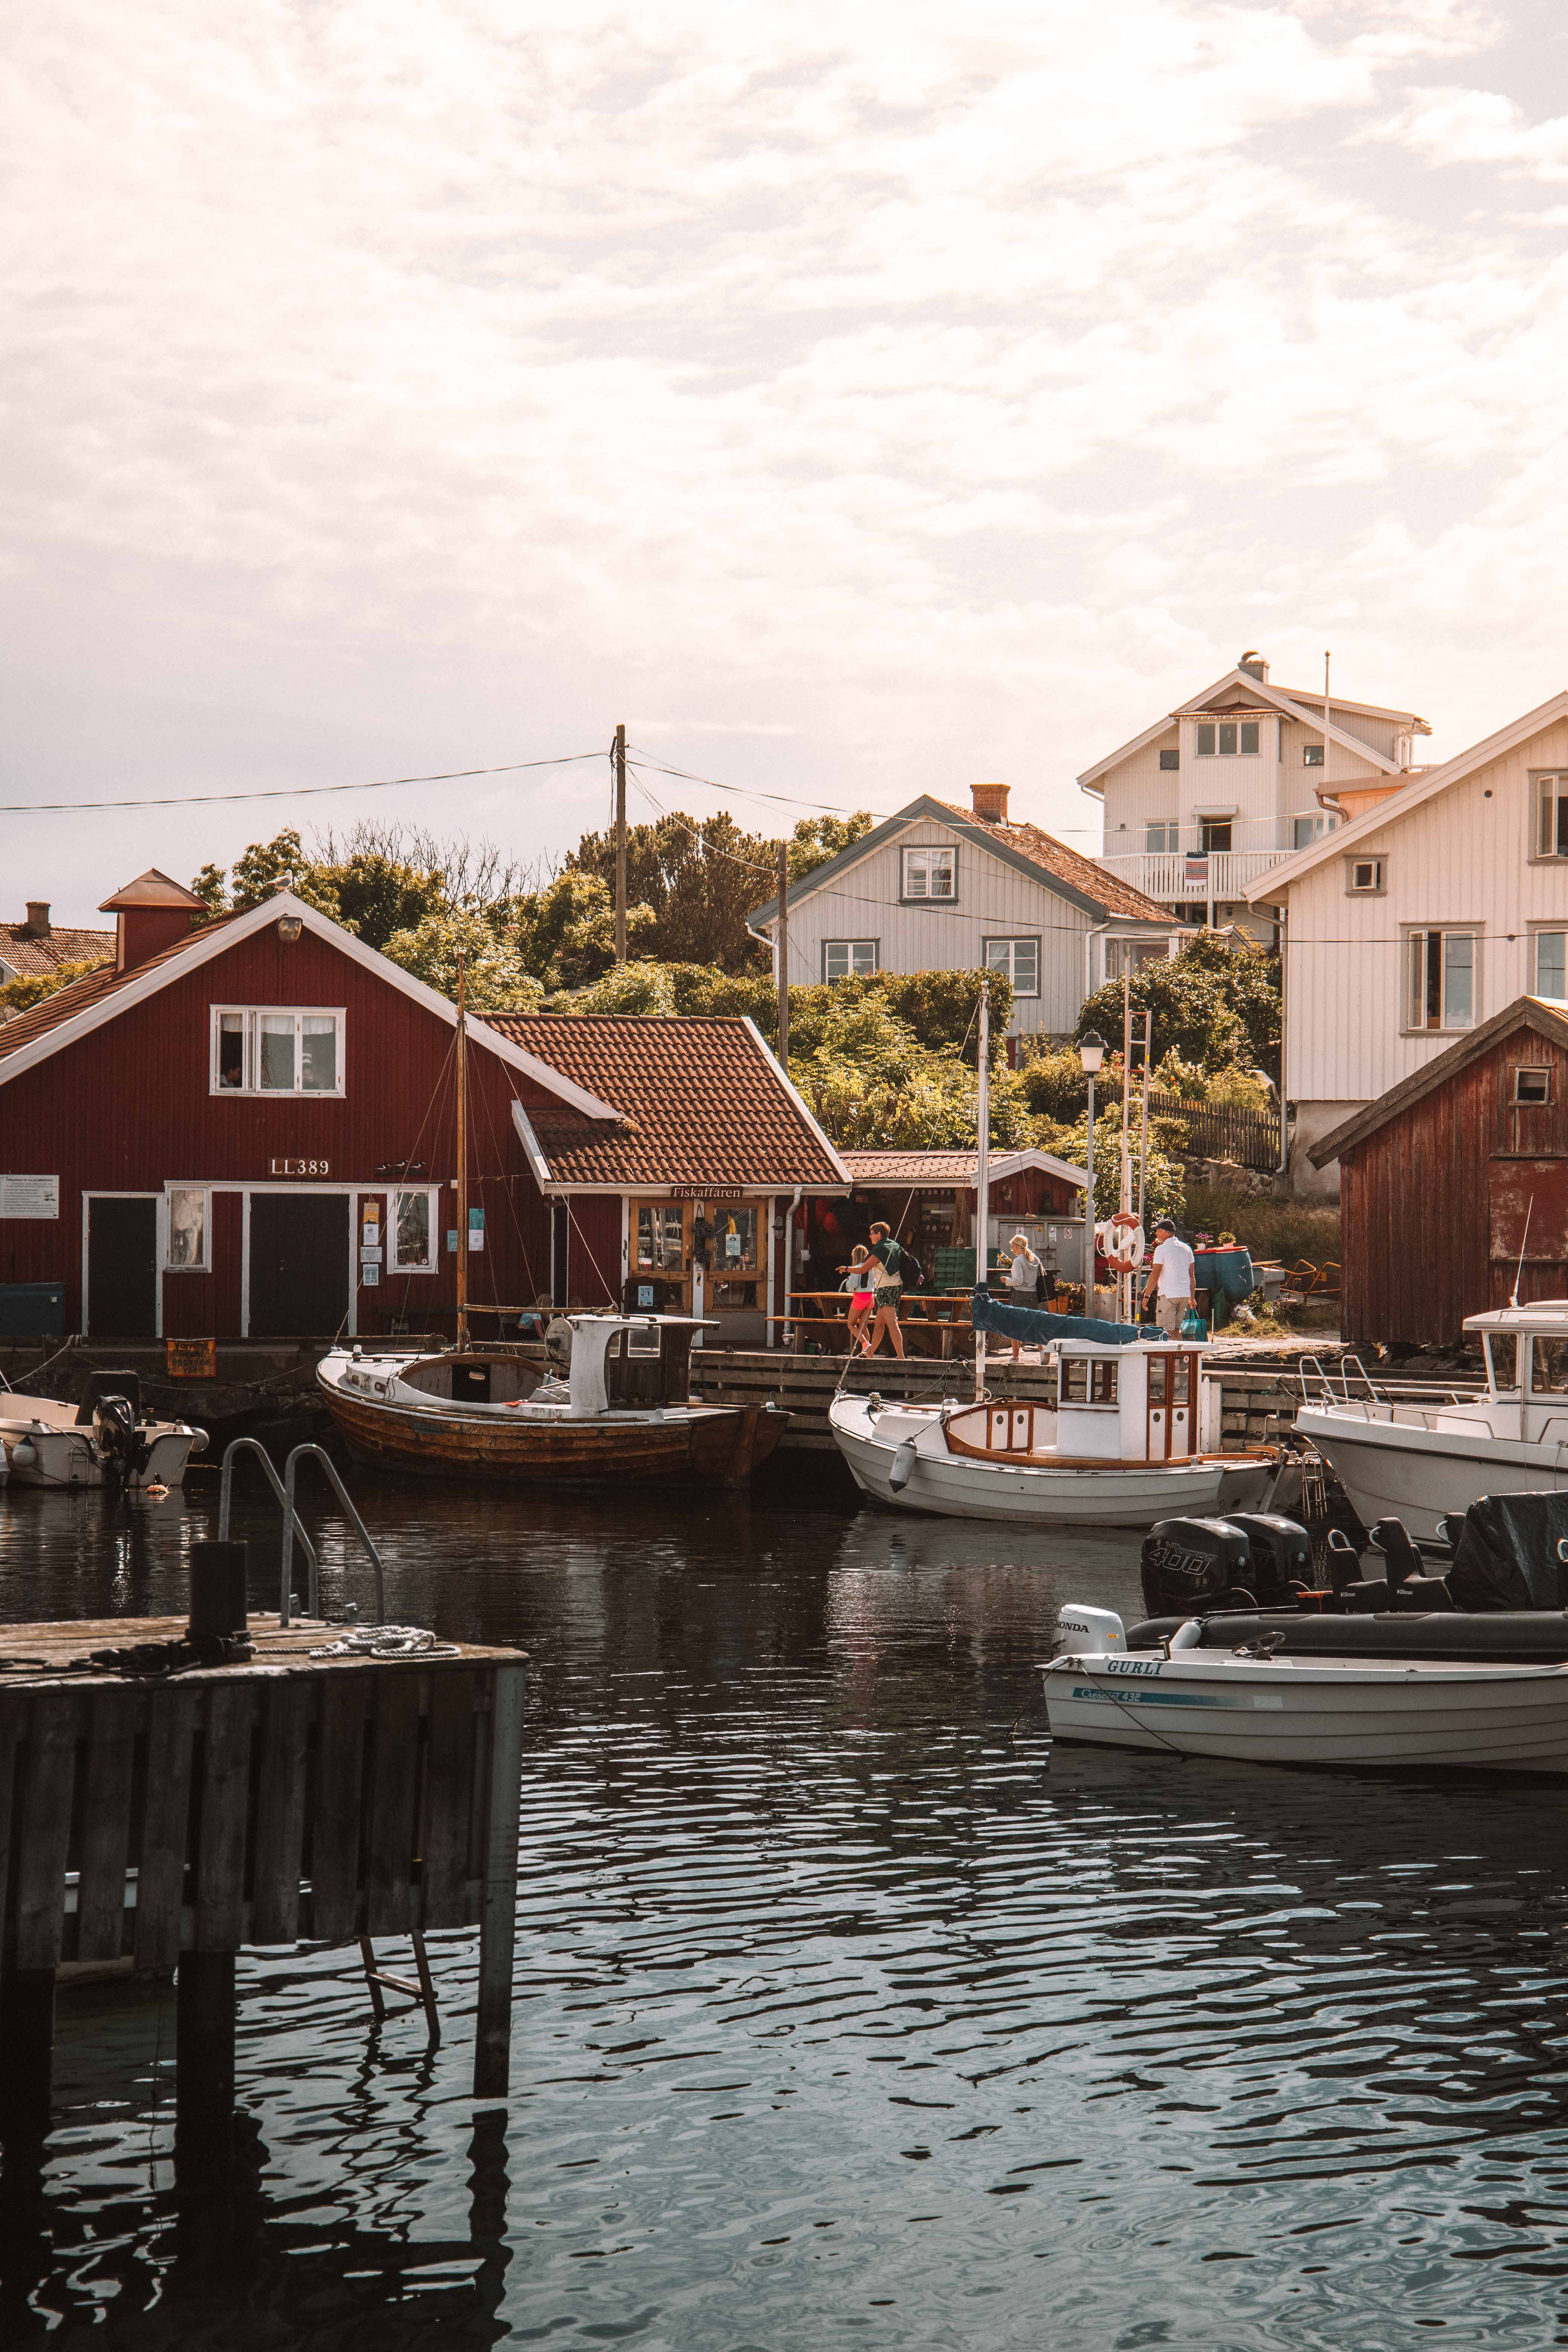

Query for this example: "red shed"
[1311,996,1568,1346]
[0,875,846,1343]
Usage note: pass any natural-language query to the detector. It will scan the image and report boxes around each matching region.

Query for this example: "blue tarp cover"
[970,1289,1144,1347]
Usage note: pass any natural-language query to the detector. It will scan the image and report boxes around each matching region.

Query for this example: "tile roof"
[0,924,113,982]
[487,1014,848,1190]
[841,1147,1088,1186]
[0,912,241,1059]
[929,802,1174,921]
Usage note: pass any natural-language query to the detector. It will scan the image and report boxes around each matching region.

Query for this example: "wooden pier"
[0,1556,526,2151]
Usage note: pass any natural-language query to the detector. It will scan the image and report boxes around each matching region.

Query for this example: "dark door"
[87,1196,159,1337]
[249,1193,350,1337]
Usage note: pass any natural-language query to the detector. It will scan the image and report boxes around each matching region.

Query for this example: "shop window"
[211,1007,345,1095]
[636,1202,689,1272]
[391,1188,437,1273]
[165,1188,207,1270]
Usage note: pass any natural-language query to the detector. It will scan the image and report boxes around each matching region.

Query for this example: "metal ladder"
[216,1438,386,1626]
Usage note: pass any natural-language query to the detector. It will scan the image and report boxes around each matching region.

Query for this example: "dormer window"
[902,847,955,901]
[1195,723,1259,756]
[211,1006,345,1095]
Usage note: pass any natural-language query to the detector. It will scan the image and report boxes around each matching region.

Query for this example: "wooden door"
[86,1196,158,1336]
[248,1193,350,1337]
[1170,1353,1196,1458]
[1146,1354,1169,1459]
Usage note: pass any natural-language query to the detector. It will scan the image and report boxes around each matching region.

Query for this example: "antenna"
[1512,1194,1533,1308]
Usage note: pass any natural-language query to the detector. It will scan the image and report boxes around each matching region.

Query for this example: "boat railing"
[216,1437,387,1628]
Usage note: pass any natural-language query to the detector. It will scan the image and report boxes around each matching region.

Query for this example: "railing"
[1145,1091,1279,1171]
[217,1437,387,1626]
[1096,849,1289,902]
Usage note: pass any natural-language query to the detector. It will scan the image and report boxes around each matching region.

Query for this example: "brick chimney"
[1238,650,1268,683]
[99,868,207,971]
[24,902,50,939]
[969,782,1011,825]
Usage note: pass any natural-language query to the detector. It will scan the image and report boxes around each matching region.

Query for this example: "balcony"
[1096,847,1294,906]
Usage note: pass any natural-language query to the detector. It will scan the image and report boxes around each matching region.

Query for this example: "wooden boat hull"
[319,1381,787,1488]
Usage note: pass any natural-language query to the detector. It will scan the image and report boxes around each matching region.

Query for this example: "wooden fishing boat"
[318,1314,787,1487]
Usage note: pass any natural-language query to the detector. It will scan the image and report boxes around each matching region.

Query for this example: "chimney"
[98,868,207,972]
[1238,651,1268,683]
[969,781,1011,825]
[24,902,50,939]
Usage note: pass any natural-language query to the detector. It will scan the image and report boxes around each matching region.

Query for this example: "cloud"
[1378,81,1568,180]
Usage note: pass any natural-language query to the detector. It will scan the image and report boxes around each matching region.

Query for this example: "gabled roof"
[1078,666,1429,793]
[1308,995,1568,1167]
[747,795,1174,930]
[1247,689,1568,904]
[0,889,624,1119]
[840,1145,1089,1188]
[0,922,113,981]
[492,1013,851,1192]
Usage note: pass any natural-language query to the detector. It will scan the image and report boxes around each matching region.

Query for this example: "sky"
[6,0,1568,920]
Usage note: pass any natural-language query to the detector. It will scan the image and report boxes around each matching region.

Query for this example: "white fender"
[1095,1219,1146,1271]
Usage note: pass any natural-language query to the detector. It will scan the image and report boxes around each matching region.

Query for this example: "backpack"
[899,1248,926,1292]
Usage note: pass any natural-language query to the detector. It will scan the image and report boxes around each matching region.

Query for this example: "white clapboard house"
[1245,690,1568,1196]
[1078,652,1431,939]
[747,783,1182,1044]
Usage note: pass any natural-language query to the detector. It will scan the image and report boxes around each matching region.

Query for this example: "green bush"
[1182,1182,1339,1268]
[1077,931,1281,1078]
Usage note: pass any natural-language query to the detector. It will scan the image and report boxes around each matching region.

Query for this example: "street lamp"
[1080,1032,1107,1312]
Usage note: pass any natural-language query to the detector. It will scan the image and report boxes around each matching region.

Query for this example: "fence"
[1145,1091,1279,1172]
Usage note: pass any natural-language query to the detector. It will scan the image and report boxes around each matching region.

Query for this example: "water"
[5,1470,1568,2347]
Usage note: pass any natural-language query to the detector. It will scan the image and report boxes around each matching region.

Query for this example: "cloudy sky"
[6,0,1568,918]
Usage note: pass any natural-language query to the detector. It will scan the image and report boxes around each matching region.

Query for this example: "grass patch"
[1183,1182,1340,1269]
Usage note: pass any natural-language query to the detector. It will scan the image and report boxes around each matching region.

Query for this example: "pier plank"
[76,1687,141,1963]
[364,1669,424,1936]
[311,1675,371,1941]
[13,1692,82,1971]
[0,1706,23,1966]
[249,1679,310,1946]
[421,1669,480,1929]
[193,1684,255,1951]
[135,1687,199,1971]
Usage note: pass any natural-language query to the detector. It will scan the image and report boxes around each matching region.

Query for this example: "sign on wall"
[270,1158,331,1177]
[0,1175,59,1220]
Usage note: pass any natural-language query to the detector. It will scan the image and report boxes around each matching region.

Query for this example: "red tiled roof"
[0,911,241,1059]
[0,924,113,982]
[841,1147,1087,1185]
[931,802,1174,922]
[487,1014,847,1190]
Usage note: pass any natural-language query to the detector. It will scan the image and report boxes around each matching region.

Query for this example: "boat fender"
[1167,1620,1202,1653]
[10,1438,36,1470]
[888,1435,919,1492]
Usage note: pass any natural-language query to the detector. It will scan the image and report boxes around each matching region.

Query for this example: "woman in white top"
[1004,1233,1042,1360]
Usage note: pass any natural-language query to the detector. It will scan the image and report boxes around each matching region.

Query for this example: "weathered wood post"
[475,1660,526,2098]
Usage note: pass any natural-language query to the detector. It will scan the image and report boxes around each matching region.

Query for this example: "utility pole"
[776,839,790,1065]
[974,979,990,1404]
[613,723,627,964]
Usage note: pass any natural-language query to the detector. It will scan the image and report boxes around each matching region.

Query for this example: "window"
[1062,1358,1118,1404]
[985,937,1040,997]
[1347,857,1384,895]
[1303,744,1325,768]
[1196,724,1215,756]
[1536,931,1567,1000]
[1196,722,1258,756]
[823,940,877,980]
[1405,929,1476,1032]
[211,1007,345,1095]
[1145,822,1178,852]
[1200,820,1232,854]
[902,846,955,901]
[1513,1067,1552,1106]
[390,1188,436,1273]
[1293,813,1338,848]
[1537,775,1568,858]
[1158,749,1179,771]
[636,1203,688,1272]
[165,1188,207,1270]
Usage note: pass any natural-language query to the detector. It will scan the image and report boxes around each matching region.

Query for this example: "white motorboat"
[0,1383,205,1490]
[1041,1603,1568,1772]
[1296,1302,1568,1542]
[829,1334,1278,1527]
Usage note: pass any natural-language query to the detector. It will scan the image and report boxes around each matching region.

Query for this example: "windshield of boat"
[1530,1337,1568,1395]
[1484,1334,1517,1393]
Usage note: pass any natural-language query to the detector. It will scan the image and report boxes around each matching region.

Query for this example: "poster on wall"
[0,1175,59,1220]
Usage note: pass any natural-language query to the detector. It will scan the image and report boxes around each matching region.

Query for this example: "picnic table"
[788,1289,976,1358]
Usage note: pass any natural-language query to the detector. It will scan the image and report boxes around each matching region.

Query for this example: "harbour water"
[4,1472,1568,2348]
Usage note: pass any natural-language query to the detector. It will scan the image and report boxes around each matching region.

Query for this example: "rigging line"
[0,751,606,818]
[472,1070,541,1306]
[384,1026,459,1325]
[565,1202,616,1305]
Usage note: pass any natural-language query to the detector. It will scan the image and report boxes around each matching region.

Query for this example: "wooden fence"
[1146,1091,1279,1172]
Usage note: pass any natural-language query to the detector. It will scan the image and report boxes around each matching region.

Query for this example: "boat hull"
[0,1426,196,1490]
[1296,1408,1568,1540]
[831,1400,1276,1527]
[319,1380,786,1488]
[1044,1651,1568,1773]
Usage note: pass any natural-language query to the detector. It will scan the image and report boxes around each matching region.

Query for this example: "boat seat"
[1399,1574,1456,1611]
[1369,1517,1423,1591]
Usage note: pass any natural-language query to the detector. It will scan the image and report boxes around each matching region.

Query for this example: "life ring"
[1095,1216,1146,1271]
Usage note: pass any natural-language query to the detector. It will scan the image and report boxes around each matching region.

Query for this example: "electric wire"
[0,751,607,817]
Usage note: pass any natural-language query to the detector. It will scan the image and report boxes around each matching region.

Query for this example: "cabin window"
[901,846,955,902]
[1483,1334,1517,1391]
[823,940,877,980]
[210,1007,346,1095]
[165,1188,207,1270]
[984,937,1040,997]
[1530,1339,1568,1396]
[1061,1358,1118,1406]
[1534,931,1566,1000]
[1536,774,1568,859]
[390,1188,436,1273]
[1404,930,1476,1032]
[1513,1067,1552,1106]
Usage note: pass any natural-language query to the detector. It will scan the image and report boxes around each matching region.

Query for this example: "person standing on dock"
[1004,1233,1043,1361]
[862,1222,906,1359]
[1142,1217,1196,1335]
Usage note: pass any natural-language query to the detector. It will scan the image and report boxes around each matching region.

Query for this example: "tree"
[0,957,110,1018]
[380,906,543,1013]
[1075,933,1282,1080]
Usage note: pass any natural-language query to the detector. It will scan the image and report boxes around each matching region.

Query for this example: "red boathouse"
[0,872,847,1343]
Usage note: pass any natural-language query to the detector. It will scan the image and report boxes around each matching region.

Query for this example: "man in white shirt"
[1143,1217,1197,1335]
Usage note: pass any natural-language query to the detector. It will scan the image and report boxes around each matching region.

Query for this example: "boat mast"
[455,950,469,1352]
[975,977,990,1404]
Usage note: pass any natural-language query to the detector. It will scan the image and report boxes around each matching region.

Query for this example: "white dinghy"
[1041,1602,1568,1773]
[1296,1302,1568,1541]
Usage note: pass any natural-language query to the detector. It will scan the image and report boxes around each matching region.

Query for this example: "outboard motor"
[1140,1517,1256,1618]
[92,1393,150,1484]
[1222,1513,1313,1597]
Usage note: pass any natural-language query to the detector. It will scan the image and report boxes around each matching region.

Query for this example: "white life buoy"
[1095,1217,1147,1271]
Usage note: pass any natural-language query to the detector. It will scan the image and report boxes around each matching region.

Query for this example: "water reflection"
[3,1471,1568,2347]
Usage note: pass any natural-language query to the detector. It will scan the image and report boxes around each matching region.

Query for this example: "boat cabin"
[1464,1302,1568,1444]
[564,1315,708,1416]
[1056,1340,1210,1462]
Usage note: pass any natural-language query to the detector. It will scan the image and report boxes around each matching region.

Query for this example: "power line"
[0,751,607,817]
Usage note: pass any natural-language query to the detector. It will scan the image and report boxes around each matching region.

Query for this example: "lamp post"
[1079,1031,1106,1313]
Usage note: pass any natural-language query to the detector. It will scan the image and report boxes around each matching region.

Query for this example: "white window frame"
[1534,773,1568,860]
[1404,927,1479,1035]
[1513,1066,1553,1107]
[822,939,879,980]
[1293,812,1337,848]
[1195,722,1259,757]
[983,936,1041,998]
[1346,856,1384,896]
[900,845,956,902]
[164,1185,210,1271]
[210,1005,346,1097]
[389,1185,440,1274]
[1533,927,1568,1002]
[1145,821,1178,852]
